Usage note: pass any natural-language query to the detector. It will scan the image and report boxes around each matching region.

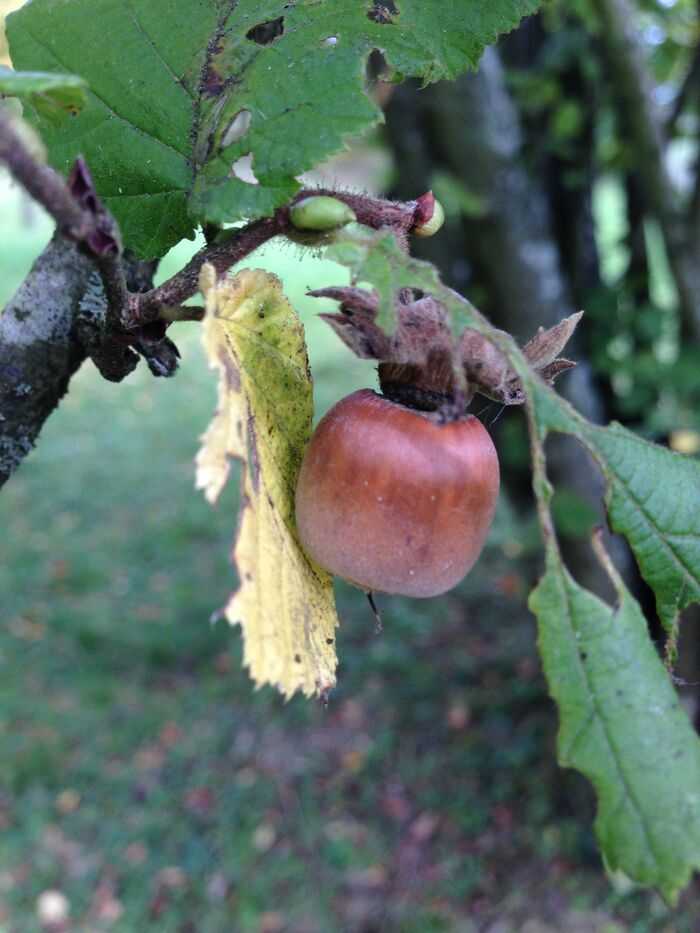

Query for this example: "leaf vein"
[122,0,196,103]
[609,477,700,593]
[18,24,190,162]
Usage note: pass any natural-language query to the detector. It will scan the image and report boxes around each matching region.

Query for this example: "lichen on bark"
[0,235,95,486]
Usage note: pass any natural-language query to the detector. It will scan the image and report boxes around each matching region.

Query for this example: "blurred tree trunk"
[589,0,700,341]
[385,47,632,600]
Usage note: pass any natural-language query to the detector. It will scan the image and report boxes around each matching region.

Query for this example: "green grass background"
[1,171,699,932]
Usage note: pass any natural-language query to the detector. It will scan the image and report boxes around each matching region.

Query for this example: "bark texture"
[0,236,94,487]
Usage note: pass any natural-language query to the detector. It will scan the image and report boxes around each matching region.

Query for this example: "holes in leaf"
[367,2,397,24]
[231,152,259,185]
[366,49,391,81]
[407,288,426,302]
[221,109,252,148]
[246,17,284,45]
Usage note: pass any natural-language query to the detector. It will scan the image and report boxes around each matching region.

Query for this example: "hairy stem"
[132,189,420,325]
[0,147,424,486]
[0,108,89,240]
[1,107,423,332]
[132,215,286,324]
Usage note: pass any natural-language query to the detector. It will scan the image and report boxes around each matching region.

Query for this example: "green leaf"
[7,0,215,257]
[327,229,440,332]
[0,65,86,124]
[375,0,540,81]
[7,0,540,257]
[189,0,542,228]
[529,382,700,631]
[585,423,700,631]
[550,487,599,537]
[530,547,700,902]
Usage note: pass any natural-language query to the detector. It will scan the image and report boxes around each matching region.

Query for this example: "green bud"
[413,198,445,237]
[289,196,356,231]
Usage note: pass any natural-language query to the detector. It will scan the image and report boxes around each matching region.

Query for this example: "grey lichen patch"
[76,272,107,338]
[1,236,96,348]
[78,272,107,318]
[0,432,34,478]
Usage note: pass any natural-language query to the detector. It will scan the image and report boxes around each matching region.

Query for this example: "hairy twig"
[131,215,287,324]
[0,107,89,239]
[0,112,429,484]
[0,110,123,269]
[130,188,421,325]
[313,187,419,232]
[1,99,425,333]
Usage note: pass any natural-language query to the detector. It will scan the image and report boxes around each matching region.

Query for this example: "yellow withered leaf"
[196,264,338,699]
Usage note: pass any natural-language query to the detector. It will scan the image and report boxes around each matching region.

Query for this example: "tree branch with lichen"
[2,101,429,332]
[0,107,141,381]
[0,103,436,488]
